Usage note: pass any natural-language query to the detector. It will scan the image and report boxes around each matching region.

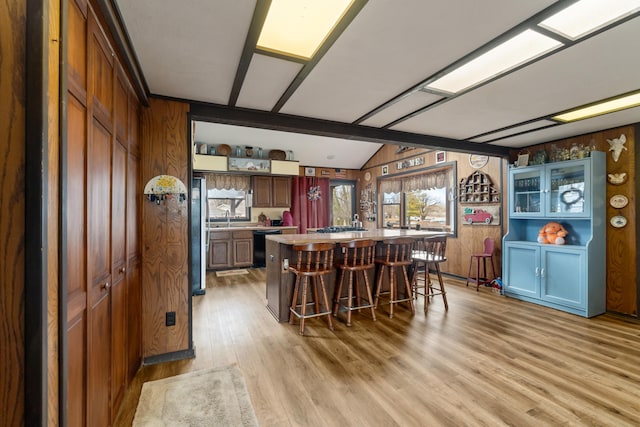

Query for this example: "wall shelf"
[458,171,500,204]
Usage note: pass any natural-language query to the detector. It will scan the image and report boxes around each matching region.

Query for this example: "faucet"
[225,211,231,227]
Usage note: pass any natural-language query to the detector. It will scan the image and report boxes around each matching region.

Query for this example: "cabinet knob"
[540,268,545,278]
[120,266,126,274]
[101,281,110,290]
[535,267,539,277]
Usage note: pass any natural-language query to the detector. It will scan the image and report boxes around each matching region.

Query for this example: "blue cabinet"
[503,152,605,317]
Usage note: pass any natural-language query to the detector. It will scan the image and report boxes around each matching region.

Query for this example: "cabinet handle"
[101,281,110,290]
[120,266,126,274]
[540,268,545,278]
[535,267,539,277]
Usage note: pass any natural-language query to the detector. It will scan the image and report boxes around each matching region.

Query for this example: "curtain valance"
[204,174,250,191]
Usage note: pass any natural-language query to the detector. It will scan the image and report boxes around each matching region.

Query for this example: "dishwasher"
[253,229,282,267]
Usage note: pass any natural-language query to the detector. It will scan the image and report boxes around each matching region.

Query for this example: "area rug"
[132,365,258,426]
[216,269,249,277]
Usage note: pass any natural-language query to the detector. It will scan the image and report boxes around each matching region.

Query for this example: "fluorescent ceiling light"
[539,0,640,40]
[426,30,562,94]
[257,0,354,60]
[553,91,640,122]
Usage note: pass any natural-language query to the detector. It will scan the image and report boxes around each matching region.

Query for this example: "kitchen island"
[265,229,445,322]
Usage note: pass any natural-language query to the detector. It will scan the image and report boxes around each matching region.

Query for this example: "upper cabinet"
[509,159,592,218]
[253,176,291,207]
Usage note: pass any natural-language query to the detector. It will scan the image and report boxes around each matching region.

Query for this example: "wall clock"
[364,171,372,181]
[469,154,489,169]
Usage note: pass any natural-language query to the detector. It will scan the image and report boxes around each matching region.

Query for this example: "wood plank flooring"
[115,269,640,426]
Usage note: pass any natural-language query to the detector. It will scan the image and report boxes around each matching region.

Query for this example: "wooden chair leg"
[346,271,354,326]
[299,277,308,335]
[318,275,334,331]
[388,267,395,319]
[436,264,448,310]
[289,275,301,324]
[374,265,385,309]
[333,269,345,317]
[401,266,414,314]
[362,270,377,322]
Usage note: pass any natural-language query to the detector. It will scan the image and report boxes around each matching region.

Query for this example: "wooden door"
[252,176,272,207]
[87,118,112,427]
[110,138,128,416]
[87,8,114,426]
[272,176,291,207]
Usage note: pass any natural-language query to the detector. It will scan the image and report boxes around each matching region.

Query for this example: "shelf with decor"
[502,152,606,317]
[458,171,500,203]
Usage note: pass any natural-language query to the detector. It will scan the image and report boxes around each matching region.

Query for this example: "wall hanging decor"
[458,171,500,203]
[607,134,626,162]
[144,174,188,204]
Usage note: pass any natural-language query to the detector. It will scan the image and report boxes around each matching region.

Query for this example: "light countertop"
[208,225,297,232]
[266,229,446,245]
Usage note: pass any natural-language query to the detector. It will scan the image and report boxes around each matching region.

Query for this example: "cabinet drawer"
[210,231,231,240]
[232,230,253,239]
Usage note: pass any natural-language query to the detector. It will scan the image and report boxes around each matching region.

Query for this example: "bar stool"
[374,237,415,318]
[411,235,448,313]
[466,237,496,291]
[288,242,335,335]
[333,239,377,326]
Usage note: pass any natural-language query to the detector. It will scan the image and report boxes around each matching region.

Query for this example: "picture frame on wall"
[435,151,446,163]
[381,165,389,176]
[304,167,316,176]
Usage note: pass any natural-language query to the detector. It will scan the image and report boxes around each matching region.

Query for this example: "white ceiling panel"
[390,17,640,140]
[492,107,640,148]
[116,0,256,104]
[360,91,443,128]
[193,121,382,169]
[236,54,304,111]
[279,0,556,123]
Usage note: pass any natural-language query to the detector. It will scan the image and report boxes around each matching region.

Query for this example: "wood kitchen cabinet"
[252,176,291,207]
[233,230,254,267]
[208,231,232,269]
[208,230,254,269]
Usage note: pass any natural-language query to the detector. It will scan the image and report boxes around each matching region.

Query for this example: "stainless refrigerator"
[191,176,208,296]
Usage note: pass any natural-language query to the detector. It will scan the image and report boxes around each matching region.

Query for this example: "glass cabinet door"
[547,161,589,217]
[511,167,543,216]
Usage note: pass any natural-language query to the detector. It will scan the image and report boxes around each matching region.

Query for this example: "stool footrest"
[290,307,332,319]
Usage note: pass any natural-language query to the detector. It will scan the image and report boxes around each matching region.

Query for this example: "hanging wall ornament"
[607,134,626,162]
[308,185,321,201]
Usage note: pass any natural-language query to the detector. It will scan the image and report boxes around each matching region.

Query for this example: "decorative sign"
[396,157,425,170]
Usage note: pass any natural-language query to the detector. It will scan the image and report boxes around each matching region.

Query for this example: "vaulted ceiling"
[112,0,640,169]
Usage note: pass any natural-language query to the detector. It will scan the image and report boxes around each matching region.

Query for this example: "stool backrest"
[339,239,376,269]
[424,235,447,262]
[379,237,414,265]
[292,242,335,272]
[483,237,495,256]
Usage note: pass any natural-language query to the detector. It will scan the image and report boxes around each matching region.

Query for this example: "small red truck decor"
[463,208,493,224]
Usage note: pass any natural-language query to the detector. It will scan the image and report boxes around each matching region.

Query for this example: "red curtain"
[290,176,330,233]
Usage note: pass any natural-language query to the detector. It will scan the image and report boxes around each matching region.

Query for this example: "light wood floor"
[115,269,640,426]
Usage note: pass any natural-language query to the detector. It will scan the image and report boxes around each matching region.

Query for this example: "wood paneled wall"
[360,146,506,279]
[510,125,637,316]
[141,98,190,357]
[0,1,26,425]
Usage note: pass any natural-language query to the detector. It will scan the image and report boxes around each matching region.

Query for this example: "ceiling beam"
[190,101,511,157]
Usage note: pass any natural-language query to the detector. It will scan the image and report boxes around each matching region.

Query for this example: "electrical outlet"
[166,311,176,326]
[282,258,289,271]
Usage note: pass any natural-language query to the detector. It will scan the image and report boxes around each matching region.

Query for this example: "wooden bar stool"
[333,239,377,326]
[411,235,448,313]
[466,237,496,291]
[288,242,335,335]
[374,237,415,318]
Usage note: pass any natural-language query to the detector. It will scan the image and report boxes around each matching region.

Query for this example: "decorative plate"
[610,215,627,228]
[609,194,628,209]
[217,144,231,156]
[469,154,489,169]
[268,149,286,160]
[364,171,372,181]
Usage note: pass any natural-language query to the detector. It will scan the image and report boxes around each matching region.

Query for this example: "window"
[204,174,251,222]
[379,163,456,234]
[331,181,356,226]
